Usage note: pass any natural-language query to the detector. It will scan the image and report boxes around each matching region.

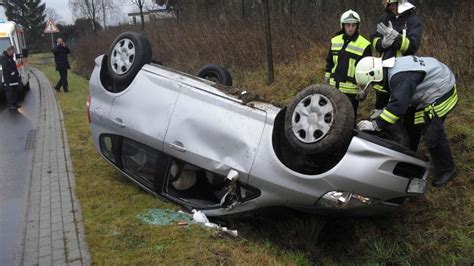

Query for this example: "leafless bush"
[71,0,472,84]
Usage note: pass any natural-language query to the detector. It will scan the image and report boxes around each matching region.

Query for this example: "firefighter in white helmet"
[355,56,458,187]
[370,0,422,147]
[324,9,371,118]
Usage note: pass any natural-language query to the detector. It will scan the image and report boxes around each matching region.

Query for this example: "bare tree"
[45,7,63,22]
[100,0,124,29]
[69,0,101,31]
[130,0,147,30]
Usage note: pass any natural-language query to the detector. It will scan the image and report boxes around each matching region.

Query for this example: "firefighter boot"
[429,144,458,187]
[425,125,458,187]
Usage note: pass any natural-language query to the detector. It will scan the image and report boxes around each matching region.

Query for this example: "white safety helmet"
[385,0,415,14]
[340,10,361,29]
[398,1,415,13]
[355,57,396,90]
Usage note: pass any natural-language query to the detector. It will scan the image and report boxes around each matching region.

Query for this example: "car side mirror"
[22,48,29,58]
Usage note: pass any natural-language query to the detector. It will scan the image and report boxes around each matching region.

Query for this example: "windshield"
[0,37,11,53]
[0,6,6,21]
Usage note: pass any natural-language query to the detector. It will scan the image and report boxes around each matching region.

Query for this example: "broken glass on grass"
[137,208,238,237]
[137,208,196,226]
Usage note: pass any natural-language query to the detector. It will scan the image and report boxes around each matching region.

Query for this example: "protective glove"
[357,120,381,131]
[376,22,391,36]
[382,35,393,49]
[369,109,383,120]
[377,21,400,48]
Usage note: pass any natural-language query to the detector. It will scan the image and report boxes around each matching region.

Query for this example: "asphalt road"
[0,74,40,265]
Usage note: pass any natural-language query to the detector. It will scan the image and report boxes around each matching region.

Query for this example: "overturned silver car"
[88,32,430,216]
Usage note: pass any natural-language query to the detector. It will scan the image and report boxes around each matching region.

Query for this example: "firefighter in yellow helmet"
[324,9,372,118]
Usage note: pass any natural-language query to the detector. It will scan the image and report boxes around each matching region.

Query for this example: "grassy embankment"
[31,52,473,264]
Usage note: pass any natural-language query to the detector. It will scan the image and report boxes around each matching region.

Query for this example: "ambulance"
[0,9,30,102]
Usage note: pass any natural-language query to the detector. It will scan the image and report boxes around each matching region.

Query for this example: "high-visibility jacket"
[370,8,422,94]
[325,32,371,94]
[375,56,457,128]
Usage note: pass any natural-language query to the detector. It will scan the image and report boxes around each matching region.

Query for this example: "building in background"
[128,5,176,25]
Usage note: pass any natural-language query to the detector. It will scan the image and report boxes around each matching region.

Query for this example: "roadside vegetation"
[31,48,473,264]
[29,0,473,264]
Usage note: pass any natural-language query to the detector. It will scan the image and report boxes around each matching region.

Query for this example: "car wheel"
[196,64,233,86]
[284,84,354,155]
[107,32,152,87]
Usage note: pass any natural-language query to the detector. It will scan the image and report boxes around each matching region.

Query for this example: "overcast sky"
[43,0,137,25]
[43,0,73,24]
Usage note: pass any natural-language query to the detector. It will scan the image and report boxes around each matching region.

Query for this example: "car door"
[163,83,267,183]
[109,69,181,151]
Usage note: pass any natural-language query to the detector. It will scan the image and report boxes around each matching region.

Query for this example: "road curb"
[22,68,91,265]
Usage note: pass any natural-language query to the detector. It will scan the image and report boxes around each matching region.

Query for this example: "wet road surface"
[0,73,40,265]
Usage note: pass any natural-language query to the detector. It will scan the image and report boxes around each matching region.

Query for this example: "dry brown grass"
[71,0,472,87]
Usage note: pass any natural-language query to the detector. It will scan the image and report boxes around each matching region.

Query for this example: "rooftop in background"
[128,6,176,25]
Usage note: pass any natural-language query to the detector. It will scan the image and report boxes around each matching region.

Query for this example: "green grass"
[31,52,474,264]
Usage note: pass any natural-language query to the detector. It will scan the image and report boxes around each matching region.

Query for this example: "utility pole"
[241,0,245,19]
[262,0,274,84]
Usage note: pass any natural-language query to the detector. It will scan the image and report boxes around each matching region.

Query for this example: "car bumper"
[218,122,430,216]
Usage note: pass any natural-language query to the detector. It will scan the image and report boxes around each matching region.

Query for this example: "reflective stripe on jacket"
[375,57,457,127]
[325,32,371,94]
[414,86,458,124]
[370,8,422,93]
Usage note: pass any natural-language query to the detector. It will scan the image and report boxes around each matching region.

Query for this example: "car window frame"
[99,134,171,193]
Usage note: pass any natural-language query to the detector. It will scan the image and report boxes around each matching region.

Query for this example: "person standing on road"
[0,46,21,110]
[370,0,422,148]
[52,38,70,92]
[324,9,372,118]
[355,56,458,187]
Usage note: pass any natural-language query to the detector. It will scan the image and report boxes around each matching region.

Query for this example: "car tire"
[196,64,233,86]
[284,84,354,155]
[107,32,152,87]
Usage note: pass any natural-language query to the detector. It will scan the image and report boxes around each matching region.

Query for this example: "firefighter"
[370,0,422,145]
[355,56,458,187]
[324,9,371,117]
[0,46,21,110]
